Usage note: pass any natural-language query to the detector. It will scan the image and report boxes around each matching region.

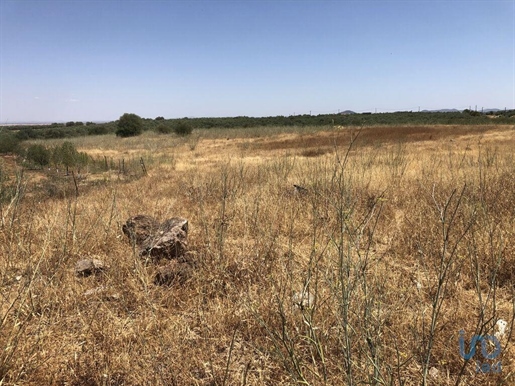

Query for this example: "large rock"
[123,215,188,260]
[122,215,160,245]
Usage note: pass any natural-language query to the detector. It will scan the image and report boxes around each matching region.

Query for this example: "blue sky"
[0,0,514,123]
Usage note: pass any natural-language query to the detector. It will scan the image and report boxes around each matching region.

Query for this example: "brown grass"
[1,124,515,385]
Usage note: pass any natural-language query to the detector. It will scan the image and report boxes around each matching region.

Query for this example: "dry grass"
[1,124,515,385]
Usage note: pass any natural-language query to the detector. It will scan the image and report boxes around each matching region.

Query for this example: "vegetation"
[0,123,514,384]
[115,113,143,137]
[26,144,50,168]
[1,109,514,147]
[173,120,193,136]
[0,131,20,154]
[155,123,173,134]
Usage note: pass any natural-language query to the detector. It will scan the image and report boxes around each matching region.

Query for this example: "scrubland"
[1,124,515,385]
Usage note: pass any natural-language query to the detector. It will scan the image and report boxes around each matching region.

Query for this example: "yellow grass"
[1,124,515,385]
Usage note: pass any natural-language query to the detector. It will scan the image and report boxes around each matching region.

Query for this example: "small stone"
[75,259,106,277]
[495,319,508,340]
[293,184,308,195]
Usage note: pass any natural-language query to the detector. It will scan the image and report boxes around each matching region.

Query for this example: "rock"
[75,259,106,277]
[123,215,188,261]
[293,184,308,195]
[159,217,188,234]
[154,261,192,286]
[141,218,188,260]
[122,215,160,245]
[495,319,508,340]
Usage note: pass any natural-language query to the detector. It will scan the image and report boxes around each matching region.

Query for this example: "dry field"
[1,124,515,385]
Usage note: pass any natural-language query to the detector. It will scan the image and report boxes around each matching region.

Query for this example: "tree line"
[1,109,514,153]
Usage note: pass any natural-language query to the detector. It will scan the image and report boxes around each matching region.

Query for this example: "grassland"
[1,124,514,385]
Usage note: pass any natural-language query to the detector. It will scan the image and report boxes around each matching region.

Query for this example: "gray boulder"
[122,215,160,245]
[123,215,188,260]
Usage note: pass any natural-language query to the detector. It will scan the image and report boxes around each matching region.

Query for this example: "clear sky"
[1,0,514,123]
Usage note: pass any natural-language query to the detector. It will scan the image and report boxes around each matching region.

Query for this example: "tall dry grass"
[1,124,515,385]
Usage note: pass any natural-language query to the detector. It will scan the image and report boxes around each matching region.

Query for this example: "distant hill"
[339,110,356,115]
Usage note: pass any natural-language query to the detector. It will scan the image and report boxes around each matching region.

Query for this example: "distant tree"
[155,116,165,121]
[44,128,66,139]
[26,144,50,168]
[15,129,32,141]
[87,125,108,135]
[174,121,193,136]
[462,109,481,117]
[116,113,143,137]
[65,121,75,127]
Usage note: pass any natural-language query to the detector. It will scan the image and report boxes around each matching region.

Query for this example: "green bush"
[174,121,193,136]
[87,125,108,135]
[50,141,89,174]
[0,131,20,154]
[116,113,143,137]
[26,144,50,168]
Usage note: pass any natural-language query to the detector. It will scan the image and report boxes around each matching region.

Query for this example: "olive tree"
[116,113,143,137]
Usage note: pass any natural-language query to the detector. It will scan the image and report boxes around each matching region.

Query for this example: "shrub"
[116,113,143,137]
[0,131,20,154]
[174,121,193,136]
[156,124,173,134]
[26,144,50,168]
[51,141,87,174]
[43,128,66,139]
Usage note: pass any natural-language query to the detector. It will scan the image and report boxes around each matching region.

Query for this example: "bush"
[156,124,173,134]
[26,144,50,168]
[116,113,143,137]
[43,128,66,139]
[0,131,20,154]
[174,121,193,136]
